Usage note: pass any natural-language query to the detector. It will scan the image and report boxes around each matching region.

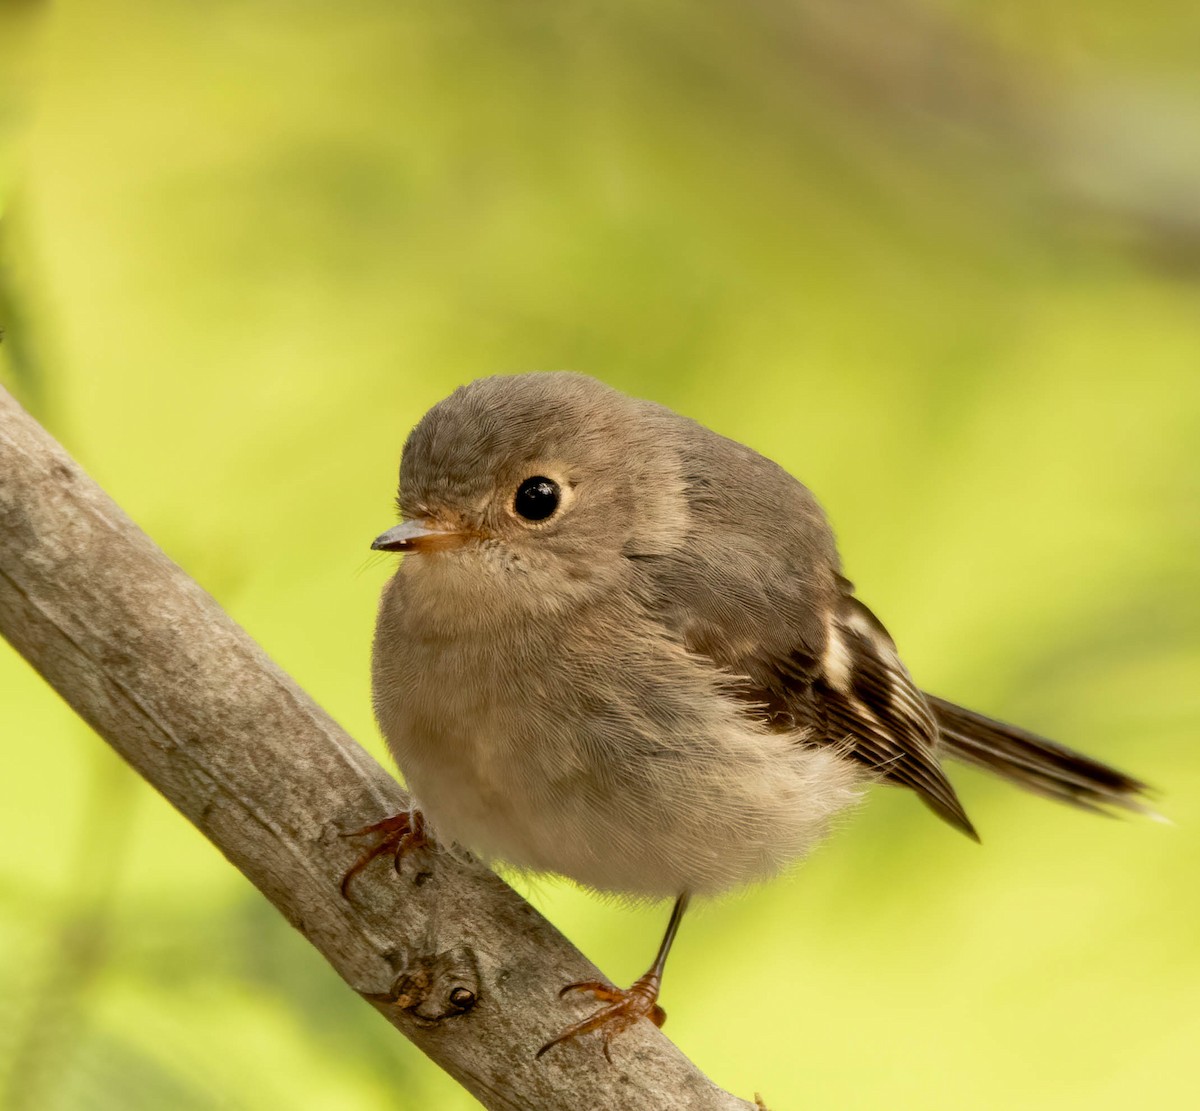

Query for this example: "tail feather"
[925,694,1155,818]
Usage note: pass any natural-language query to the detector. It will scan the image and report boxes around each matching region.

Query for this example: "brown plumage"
[360,370,1152,1059]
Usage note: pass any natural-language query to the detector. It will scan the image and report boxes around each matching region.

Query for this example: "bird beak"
[370,519,469,553]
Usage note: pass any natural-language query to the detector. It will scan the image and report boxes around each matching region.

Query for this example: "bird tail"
[925,694,1156,818]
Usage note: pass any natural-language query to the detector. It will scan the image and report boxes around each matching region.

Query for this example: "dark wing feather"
[715,583,977,839]
[803,594,978,839]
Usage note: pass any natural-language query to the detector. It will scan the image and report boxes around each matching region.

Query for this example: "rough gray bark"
[0,386,755,1111]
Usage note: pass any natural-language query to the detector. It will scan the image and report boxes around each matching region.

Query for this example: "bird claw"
[558,979,611,999]
[537,974,666,1062]
[339,809,428,898]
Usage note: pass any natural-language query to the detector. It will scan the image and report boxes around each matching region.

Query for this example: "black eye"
[513,476,560,521]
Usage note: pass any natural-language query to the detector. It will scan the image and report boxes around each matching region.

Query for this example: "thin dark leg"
[537,892,691,1062]
[646,892,690,984]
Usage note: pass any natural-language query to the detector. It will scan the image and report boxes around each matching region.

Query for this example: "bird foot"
[536,972,666,1063]
[339,809,429,897]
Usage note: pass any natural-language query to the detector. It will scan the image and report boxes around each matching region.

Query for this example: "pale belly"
[385,665,860,899]
[373,572,861,898]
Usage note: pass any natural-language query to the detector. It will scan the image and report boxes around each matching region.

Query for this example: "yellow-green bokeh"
[2,2,1197,1108]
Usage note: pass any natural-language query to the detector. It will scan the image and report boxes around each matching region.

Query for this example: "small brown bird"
[347,371,1150,1059]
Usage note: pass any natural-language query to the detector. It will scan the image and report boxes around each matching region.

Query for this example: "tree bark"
[0,385,754,1111]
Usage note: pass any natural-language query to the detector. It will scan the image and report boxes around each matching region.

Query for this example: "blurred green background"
[1,2,1197,1108]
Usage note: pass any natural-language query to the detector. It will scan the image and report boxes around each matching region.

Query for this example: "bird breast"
[372,570,862,899]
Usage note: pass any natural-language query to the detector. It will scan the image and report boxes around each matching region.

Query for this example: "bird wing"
[795,588,978,839]
[628,410,975,837]
[639,550,977,837]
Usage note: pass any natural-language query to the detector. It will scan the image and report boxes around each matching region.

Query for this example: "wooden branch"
[0,386,754,1111]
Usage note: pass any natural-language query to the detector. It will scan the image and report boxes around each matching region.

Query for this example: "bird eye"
[513,476,561,521]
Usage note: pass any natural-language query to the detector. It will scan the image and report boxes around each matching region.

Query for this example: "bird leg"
[339,809,429,897]
[538,893,690,1063]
